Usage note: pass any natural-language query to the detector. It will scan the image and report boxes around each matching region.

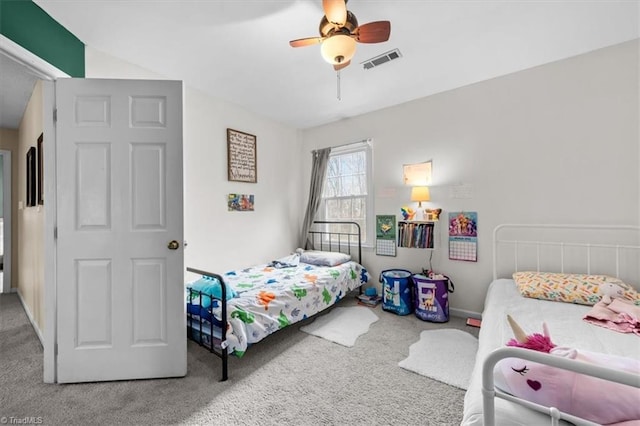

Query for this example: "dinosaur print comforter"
[188,261,368,357]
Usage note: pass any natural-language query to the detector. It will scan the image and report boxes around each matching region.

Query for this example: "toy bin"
[380,269,413,315]
[412,274,454,323]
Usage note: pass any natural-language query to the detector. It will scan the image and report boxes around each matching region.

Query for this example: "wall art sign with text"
[227,128,257,183]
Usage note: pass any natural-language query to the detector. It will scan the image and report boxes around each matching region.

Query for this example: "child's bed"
[186,221,368,381]
[462,224,640,426]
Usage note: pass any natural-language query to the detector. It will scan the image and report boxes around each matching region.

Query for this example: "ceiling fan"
[289,0,391,71]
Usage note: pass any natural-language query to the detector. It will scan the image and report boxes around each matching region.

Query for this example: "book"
[356,294,382,307]
[466,317,482,328]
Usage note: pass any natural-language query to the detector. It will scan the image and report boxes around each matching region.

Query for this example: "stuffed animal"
[599,282,627,304]
[494,315,640,425]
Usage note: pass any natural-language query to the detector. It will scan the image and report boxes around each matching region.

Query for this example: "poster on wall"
[375,215,396,256]
[228,193,254,211]
[448,211,478,262]
[402,160,432,186]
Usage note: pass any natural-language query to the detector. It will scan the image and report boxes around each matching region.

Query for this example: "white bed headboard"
[492,224,640,288]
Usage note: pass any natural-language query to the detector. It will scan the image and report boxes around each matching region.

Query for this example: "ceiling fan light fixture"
[321,34,356,65]
[323,0,347,26]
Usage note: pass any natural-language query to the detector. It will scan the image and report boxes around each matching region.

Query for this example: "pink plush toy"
[494,315,640,425]
[599,281,637,305]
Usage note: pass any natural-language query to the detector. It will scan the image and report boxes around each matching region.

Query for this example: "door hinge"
[54,227,57,240]
[53,109,57,122]
[54,343,58,356]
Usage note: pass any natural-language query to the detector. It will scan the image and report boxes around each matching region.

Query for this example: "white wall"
[85,47,303,275]
[182,90,302,272]
[301,40,640,315]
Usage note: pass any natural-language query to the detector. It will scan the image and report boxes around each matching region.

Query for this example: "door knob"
[168,240,180,250]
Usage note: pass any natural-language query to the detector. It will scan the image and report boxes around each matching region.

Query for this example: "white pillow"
[300,250,351,267]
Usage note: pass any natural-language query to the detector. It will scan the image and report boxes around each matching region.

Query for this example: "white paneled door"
[55,79,185,383]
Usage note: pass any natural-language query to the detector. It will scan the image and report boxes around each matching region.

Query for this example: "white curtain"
[300,147,331,249]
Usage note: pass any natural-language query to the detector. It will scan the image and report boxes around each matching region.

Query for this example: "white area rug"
[399,329,479,390]
[300,306,379,347]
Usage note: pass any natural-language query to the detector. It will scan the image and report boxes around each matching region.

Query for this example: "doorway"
[0,150,11,293]
[1,34,69,382]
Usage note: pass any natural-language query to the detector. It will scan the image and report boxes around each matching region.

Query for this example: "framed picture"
[26,146,36,207]
[37,133,44,205]
[425,208,442,221]
[227,128,257,183]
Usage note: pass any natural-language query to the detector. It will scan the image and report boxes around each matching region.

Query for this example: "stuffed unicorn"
[494,315,640,425]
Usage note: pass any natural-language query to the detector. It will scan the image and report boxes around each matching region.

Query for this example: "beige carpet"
[0,293,479,425]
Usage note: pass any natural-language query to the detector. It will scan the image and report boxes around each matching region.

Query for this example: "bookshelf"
[397,221,436,249]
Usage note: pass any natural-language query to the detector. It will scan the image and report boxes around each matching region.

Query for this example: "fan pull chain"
[336,70,341,101]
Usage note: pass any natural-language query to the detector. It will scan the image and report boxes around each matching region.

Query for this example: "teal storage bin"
[380,269,413,316]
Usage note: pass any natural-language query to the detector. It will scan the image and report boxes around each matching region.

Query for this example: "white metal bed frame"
[482,224,640,426]
[492,223,640,281]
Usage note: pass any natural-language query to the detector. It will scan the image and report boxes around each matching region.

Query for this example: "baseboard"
[450,307,481,320]
[16,290,45,347]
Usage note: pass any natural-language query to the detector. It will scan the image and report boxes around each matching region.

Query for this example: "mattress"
[187,260,367,357]
[462,279,640,426]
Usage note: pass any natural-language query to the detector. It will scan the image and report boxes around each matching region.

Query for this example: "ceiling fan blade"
[333,60,351,71]
[354,21,391,43]
[323,0,347,26]
[289,37,324,48]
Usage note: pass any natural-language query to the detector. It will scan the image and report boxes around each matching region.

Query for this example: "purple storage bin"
[412,274,454,323]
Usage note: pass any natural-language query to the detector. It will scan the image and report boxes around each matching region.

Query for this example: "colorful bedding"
[187,260,368,357]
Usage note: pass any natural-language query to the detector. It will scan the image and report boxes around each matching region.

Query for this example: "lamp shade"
[321,34,356,65]
[411,186,430,207]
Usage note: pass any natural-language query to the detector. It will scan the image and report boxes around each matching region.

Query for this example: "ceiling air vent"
[361,48,402,70]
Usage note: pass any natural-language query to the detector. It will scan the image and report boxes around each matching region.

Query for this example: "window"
[319,140,373,245]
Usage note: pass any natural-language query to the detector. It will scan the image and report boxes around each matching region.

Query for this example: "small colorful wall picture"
[228,193,254,211]
[448,211,478,262]
[375,215,397,256]
[376,215,396,239]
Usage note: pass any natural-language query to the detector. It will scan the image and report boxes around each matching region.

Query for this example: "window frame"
[318,140,374,248]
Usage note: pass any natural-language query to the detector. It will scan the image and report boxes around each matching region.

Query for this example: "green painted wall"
[0,0,84,77]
